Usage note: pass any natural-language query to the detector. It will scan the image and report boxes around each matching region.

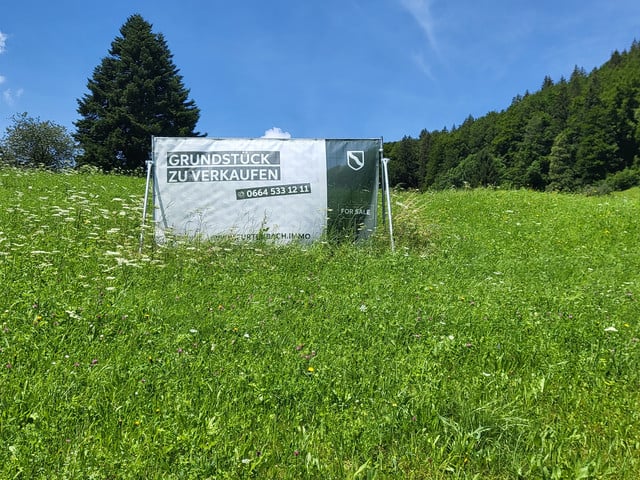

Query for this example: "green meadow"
[1,168,639,479]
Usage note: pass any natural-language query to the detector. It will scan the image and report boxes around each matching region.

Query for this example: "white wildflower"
[65,310,82,320]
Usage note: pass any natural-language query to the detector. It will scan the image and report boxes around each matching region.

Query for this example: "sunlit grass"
[1,169,639,478]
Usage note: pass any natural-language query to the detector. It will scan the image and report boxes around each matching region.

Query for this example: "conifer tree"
[547,130,576,191]
[74,14,201,172]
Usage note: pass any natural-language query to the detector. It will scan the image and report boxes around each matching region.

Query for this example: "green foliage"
[441,148,503,188]
[546,130,577,192]
[0,113,77,169]
[2,170,640,478]
[387,39,640,193]
[598,167,640,194]
[386,135,420,188]
[74,14,201,173]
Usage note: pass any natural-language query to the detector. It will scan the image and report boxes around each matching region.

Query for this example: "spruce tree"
[74,14,202,172]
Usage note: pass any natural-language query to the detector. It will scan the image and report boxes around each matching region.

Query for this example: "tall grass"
[1,169,639,479]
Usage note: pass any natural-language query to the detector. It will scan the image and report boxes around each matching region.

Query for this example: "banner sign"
[152,137,380,243]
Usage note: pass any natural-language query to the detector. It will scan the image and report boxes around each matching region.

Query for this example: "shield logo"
[347,150,365,171]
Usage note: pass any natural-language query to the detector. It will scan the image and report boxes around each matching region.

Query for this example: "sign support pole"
[381,157,394,252]
[379,142,386,226]
[138,158,153,253]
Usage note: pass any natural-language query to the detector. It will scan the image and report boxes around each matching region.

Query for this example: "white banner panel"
[153,137,380,243]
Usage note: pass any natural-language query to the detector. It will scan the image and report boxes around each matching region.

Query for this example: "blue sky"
[1,0,639,142]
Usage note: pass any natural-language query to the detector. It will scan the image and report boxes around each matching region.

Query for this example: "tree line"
[385,39,640,193]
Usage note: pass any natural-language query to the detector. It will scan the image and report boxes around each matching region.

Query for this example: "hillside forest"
[384,39,640,193]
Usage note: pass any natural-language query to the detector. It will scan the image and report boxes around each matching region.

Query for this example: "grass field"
[1,168,639,479]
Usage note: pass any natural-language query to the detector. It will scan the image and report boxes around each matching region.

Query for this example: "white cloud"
[0,31,6,89]
[262,127,292,139]
[1,32,10,101]
[410,52,436,81]
[3,88,24,106]
[399,0,438,52]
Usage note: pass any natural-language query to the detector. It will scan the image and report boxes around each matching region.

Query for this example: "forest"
[384,39,640,193]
